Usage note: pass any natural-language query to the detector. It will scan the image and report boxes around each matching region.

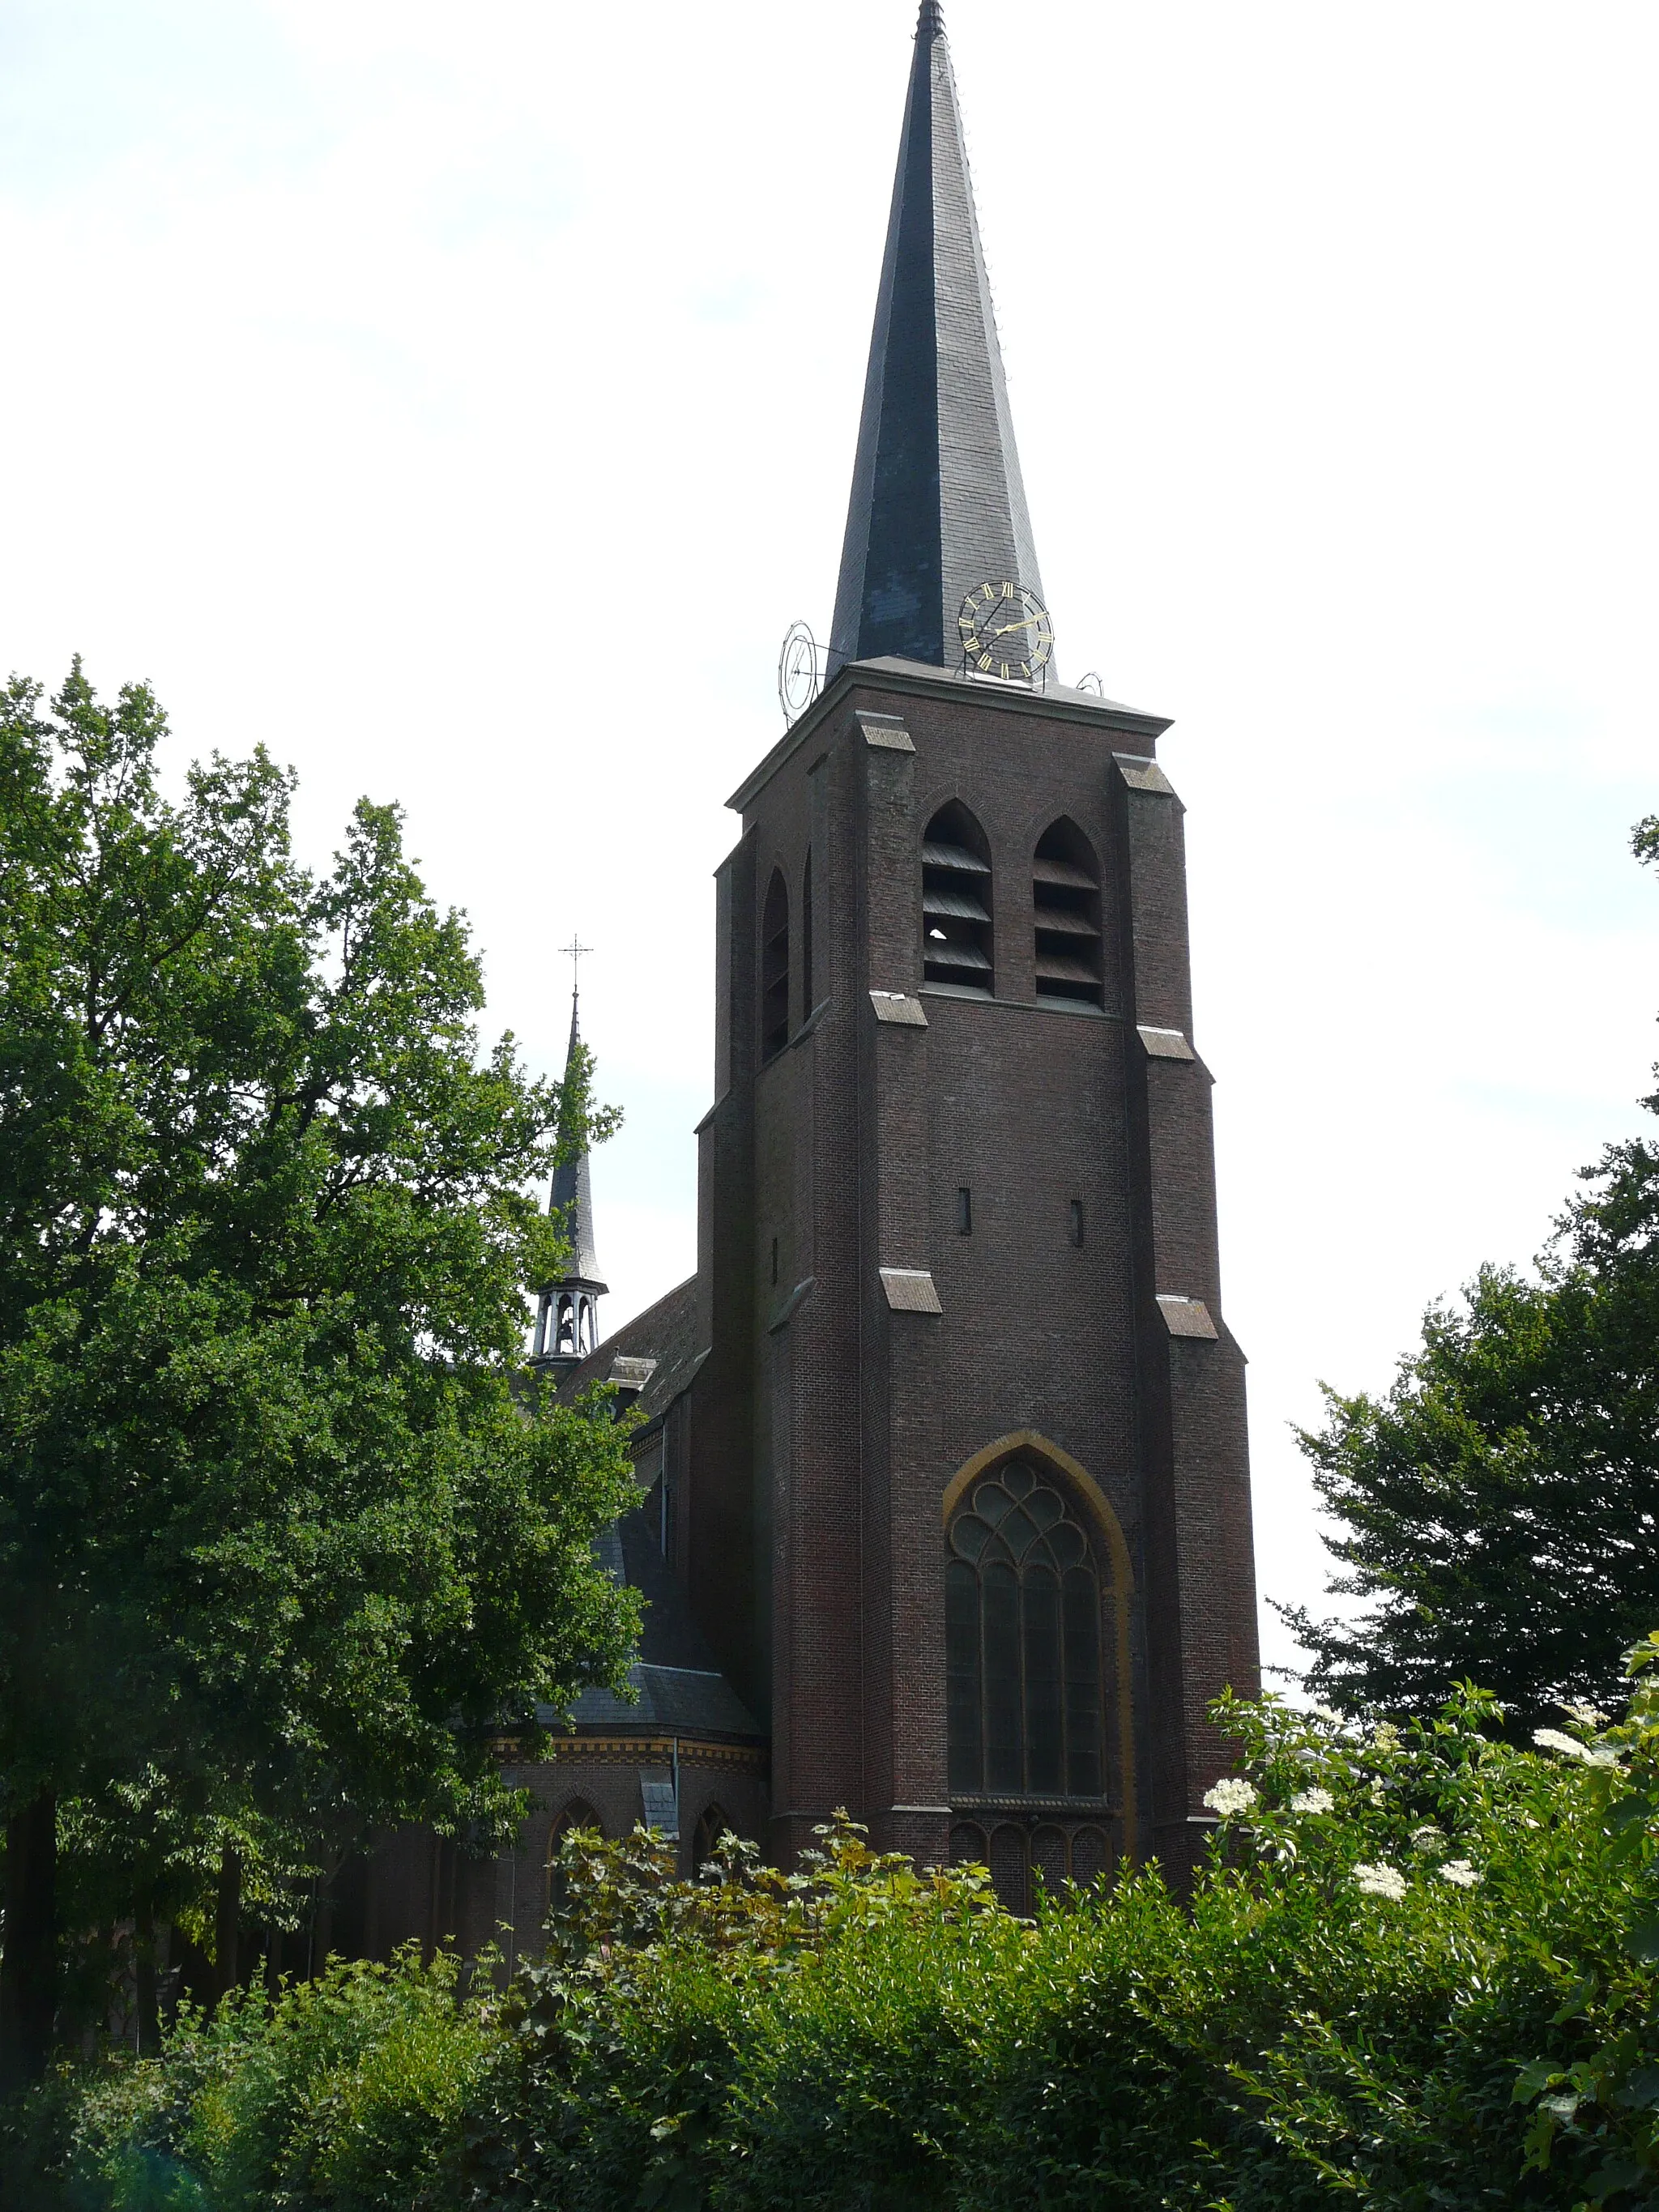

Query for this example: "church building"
[366,0,1257,1951]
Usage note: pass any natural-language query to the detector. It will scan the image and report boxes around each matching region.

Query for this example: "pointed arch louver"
[1033,818,1103,1009]
[922,801,993,997]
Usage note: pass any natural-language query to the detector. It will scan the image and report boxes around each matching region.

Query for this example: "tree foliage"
[1282,817,1659,1725]
[0,663,639,2068]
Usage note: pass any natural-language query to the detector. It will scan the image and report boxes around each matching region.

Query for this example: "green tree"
[1282,819,1659,1727]
[0,664,639,2083]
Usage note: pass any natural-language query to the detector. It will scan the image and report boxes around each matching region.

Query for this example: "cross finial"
[560,936,594,996]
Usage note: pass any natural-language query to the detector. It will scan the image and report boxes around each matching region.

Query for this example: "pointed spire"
[828,2,1048,680]
[531,982,607,1369]
[548,990,603,1286]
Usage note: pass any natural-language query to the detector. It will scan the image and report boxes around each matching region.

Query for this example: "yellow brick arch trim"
[941,1430,1137,1861]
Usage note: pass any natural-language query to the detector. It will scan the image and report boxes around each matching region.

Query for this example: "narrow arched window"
[946,1458,1105,1798]
[1033,819,1103,1008]
[761,869,790,1060]
[546,1797,603,1914]
[800,848,814,1019]
[922,802,993,996]
[691,1802,731,1876]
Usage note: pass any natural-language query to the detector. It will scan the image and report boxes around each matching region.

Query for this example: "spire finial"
[560,935,594,1002]
[917,0,945,34]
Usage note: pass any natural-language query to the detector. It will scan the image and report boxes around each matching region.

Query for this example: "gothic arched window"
[946,1459,1104,1798]
[1033,818,1103,1009]
[922,802,993,997]
[692,1802,731,1876]
[761,869,791,1060]
[546,1797,603,1914]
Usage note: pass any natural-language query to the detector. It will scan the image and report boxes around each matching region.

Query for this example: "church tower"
[683,2,1258,1892]
[356,2,1258,1954]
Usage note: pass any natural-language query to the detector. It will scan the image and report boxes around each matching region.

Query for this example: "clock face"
[957,582,1054,680]
[778,620,821,722]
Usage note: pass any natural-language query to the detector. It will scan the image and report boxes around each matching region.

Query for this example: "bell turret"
[530,986,607,1368]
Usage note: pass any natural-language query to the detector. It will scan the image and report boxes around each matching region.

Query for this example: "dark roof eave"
[726,658,1171,817]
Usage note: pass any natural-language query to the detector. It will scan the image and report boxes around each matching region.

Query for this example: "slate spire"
[530,987,606,1368]
[828,2,1048,679]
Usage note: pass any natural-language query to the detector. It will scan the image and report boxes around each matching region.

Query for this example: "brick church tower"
[365,2,1259,1944]
[677,0,1258,1894]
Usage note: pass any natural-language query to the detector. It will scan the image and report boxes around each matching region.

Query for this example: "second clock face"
[958,582,1054,680]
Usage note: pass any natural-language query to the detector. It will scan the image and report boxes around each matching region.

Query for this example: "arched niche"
[761,868,790,1061]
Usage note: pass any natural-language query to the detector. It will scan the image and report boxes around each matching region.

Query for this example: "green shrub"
[55,1946,497,2212]
[477,1639,1659,2210]
[16,1636,1659,2210]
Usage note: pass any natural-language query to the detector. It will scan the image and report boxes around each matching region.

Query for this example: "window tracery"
[946,1458,1105,1799]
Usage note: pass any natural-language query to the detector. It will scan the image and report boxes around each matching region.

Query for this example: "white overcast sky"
[3,0,1656,1681]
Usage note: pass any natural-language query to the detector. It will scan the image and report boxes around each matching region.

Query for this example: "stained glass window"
[946,1459,1106,1799]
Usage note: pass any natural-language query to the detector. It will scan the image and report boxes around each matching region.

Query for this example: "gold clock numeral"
[978,652,993,671]
[981,582,996,603]
[1002,581,1014,599]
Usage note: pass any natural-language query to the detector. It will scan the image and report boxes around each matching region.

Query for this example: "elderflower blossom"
[1410,1824,1445,1854]
[1289,1787,1335,1815]
[1354,1861,1407,1901]
[1310,1702,1345,1725]
[1438,1859,1481,1888]
[1370,1721,1402,1752]
[1533,1727,1619,1767]
[1203,1777,1258,1818]
[1559,1699,1610,1728]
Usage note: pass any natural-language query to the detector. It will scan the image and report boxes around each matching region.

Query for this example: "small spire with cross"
[531,933,606,1370]
[561,935,594,1001]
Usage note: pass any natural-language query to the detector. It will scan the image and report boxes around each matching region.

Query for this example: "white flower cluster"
[1437,1859,1481,1888]
[1353,1861,1407,1901]
[1409,1824,1445,1854]
[1289,1787,1335,1815]
[1202,1777,1258,1818]
[1559,1699,1610,1728]
[1533,1727,1619,1768]
[1309,1702,1346,1725]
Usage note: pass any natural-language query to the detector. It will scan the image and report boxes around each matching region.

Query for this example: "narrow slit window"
[957,1187,973,1234]
[922,801,994,998]
[1033,819,1104,1009]
[761,868,790,1059]
[1069,1200,1084,1247]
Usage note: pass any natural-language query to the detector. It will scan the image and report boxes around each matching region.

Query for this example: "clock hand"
[992,616,1047,636]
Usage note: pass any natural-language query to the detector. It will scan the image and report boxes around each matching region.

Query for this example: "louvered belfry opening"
[761,868,790,1060]
[1033,818,1103,1008]
[922,801,994,997]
